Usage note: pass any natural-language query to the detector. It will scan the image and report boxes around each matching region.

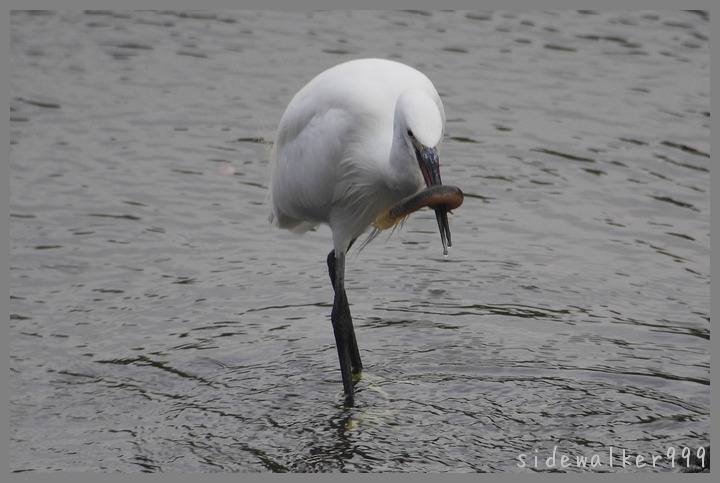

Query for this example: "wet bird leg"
[327,248,363,407]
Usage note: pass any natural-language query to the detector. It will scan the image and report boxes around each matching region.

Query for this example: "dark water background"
[10,11,709,472]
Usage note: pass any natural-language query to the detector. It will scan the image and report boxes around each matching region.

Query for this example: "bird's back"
[269,59,441,249]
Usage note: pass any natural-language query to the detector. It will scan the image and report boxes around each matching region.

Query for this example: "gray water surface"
[10,11,709,472]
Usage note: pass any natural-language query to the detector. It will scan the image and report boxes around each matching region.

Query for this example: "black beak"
[415,146,452,255]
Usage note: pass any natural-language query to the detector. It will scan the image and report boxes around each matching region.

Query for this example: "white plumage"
[270,58,446,256]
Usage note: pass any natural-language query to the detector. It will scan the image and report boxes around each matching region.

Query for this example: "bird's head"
[396,90,444,188]
[393,89,453,254]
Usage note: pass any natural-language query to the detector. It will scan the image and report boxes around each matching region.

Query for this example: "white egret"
[269,58,463,406]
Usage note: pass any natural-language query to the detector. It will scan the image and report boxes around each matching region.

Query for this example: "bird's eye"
[407,129,414,138]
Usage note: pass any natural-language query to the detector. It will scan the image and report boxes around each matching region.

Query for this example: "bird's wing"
[270,100,354,230]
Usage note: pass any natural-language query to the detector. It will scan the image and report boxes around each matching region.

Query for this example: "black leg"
[332,283,355,406]
[327,250,363,374]
[327,249,363,406]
